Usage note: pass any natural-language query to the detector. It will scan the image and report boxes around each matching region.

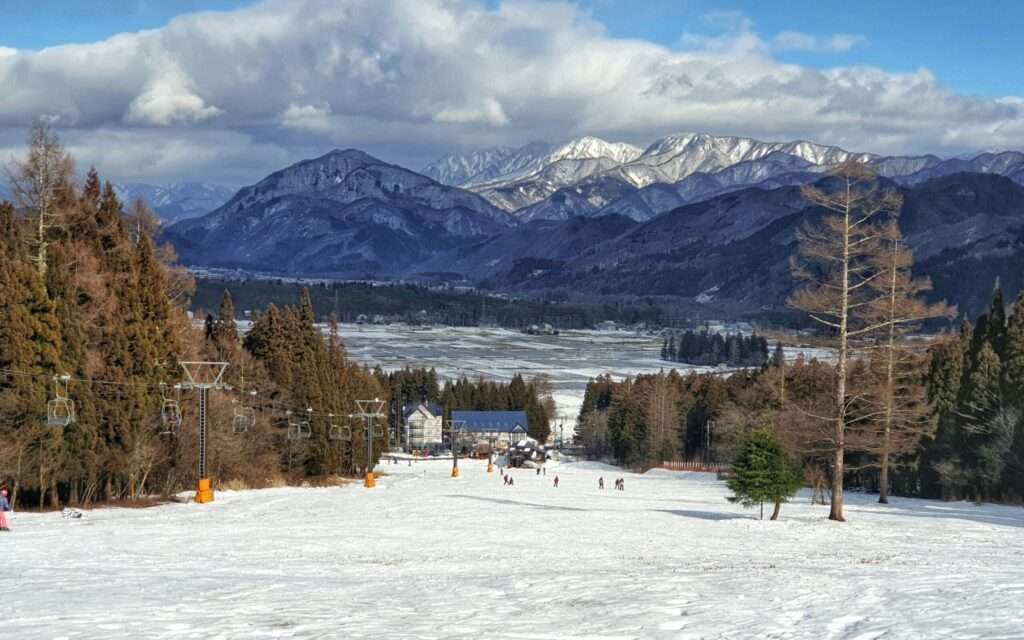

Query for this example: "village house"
[403,403,444,451]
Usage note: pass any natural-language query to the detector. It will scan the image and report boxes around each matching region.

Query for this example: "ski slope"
[5,460,1024,639]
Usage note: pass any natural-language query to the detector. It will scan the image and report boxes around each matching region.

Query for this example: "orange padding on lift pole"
[364,472,376,488]
[195,478,214,504]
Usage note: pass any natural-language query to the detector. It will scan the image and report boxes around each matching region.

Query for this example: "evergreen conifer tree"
[727,429,804,520]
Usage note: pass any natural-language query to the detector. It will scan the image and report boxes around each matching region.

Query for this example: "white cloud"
[126,57,223,125]
[281,103,333,133]
[0,0,1020,185]
[773,31,865,53]
[434,97,509,126]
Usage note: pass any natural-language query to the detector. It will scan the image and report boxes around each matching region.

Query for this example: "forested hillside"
[0,126,391,508]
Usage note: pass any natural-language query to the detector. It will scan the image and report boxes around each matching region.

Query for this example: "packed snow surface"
[6,460,1024,638]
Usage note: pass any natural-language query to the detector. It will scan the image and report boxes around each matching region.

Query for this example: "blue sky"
[577,0,1024,98]
[2,0,1022,184]
[6,0,1021,98]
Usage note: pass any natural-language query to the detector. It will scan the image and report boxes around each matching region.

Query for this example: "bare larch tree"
[6,121,74,276]
[863,221,954,503]
[788,161,901,521]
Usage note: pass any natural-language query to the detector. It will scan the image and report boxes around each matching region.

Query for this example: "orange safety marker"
[195,478,214,503]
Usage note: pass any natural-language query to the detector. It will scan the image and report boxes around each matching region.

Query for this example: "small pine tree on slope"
[727,429,804,520]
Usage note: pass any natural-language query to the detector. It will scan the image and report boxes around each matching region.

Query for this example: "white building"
[404,403,444,450]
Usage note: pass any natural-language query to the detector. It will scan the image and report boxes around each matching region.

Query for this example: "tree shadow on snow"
[852,499,1024,529]
[444,495,593,512]
[655,509,753,521]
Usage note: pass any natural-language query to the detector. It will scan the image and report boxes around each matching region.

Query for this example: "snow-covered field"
[334,325,829,434]
[6,459,1024,639]
[338,326,672,432]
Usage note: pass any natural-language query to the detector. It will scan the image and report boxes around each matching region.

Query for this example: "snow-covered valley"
[334,325,828,434]
[5,459,1024,639]
[336,326,671,431]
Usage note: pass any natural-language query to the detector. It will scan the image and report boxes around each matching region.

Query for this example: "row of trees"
[660,331,772,367]
[584,161,969,522]
[924,282,1024,502]
[0,124,394,509]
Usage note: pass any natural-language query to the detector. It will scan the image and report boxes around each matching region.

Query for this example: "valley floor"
[4,460,1024,639]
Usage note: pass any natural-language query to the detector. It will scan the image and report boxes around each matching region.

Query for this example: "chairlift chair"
[287,409,313,440]
[328,414,353,441]
[288,421,312,440]
[233,406,256,434]
[46,375,75,428]
[159,383,183,436]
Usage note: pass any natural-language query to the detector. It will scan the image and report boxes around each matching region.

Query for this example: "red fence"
[660,461,728,473]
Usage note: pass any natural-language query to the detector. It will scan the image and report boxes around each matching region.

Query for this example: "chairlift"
[159,383,183,436]
[288,421,312,440]
[46,374,75,428]
[232,390,257,434]
[328,414,352,441]
[287,409,312,440]
[233,406,256,434]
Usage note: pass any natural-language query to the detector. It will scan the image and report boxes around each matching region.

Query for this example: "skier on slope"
[598,477,604,490]
[553,476,559,488]
[0,488,11,532]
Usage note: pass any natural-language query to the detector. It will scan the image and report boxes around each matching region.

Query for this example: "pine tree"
[1003,291,1024,391]
[727,429,804,520]
[960,343,1009,500]
[987,279,1007,359]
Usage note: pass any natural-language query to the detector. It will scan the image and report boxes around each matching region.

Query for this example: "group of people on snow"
[597,477,625,491]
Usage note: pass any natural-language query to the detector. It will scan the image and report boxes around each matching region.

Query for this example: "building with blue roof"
[451,410,528,445]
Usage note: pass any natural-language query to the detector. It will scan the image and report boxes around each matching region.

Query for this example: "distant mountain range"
[423,133,1024,223]
[114,182,235,223]
[163,133,1024,318]
[0,181,233,223]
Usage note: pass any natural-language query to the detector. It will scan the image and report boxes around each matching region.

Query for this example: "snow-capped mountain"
[435,132,873,216]
[607,134,872,188]
[166,149,514,275]
[421,146,517,186]
[115,182,234,222]
[462,136,644,211]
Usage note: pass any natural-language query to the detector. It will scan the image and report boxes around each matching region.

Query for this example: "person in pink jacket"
[0,488,11,532]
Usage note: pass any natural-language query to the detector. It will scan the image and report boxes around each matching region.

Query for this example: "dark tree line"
[192,279,685,330]
[922,281,1024,502]
[661,331,770,368]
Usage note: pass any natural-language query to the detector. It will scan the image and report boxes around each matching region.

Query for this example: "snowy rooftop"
[451,410,528,433]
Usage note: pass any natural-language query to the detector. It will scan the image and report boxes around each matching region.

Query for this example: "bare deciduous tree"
[863,222,954,503]
[788,161,901,521]
[6,122,74,276]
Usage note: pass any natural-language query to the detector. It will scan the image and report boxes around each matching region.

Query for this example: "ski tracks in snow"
[4,460,1024,639]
